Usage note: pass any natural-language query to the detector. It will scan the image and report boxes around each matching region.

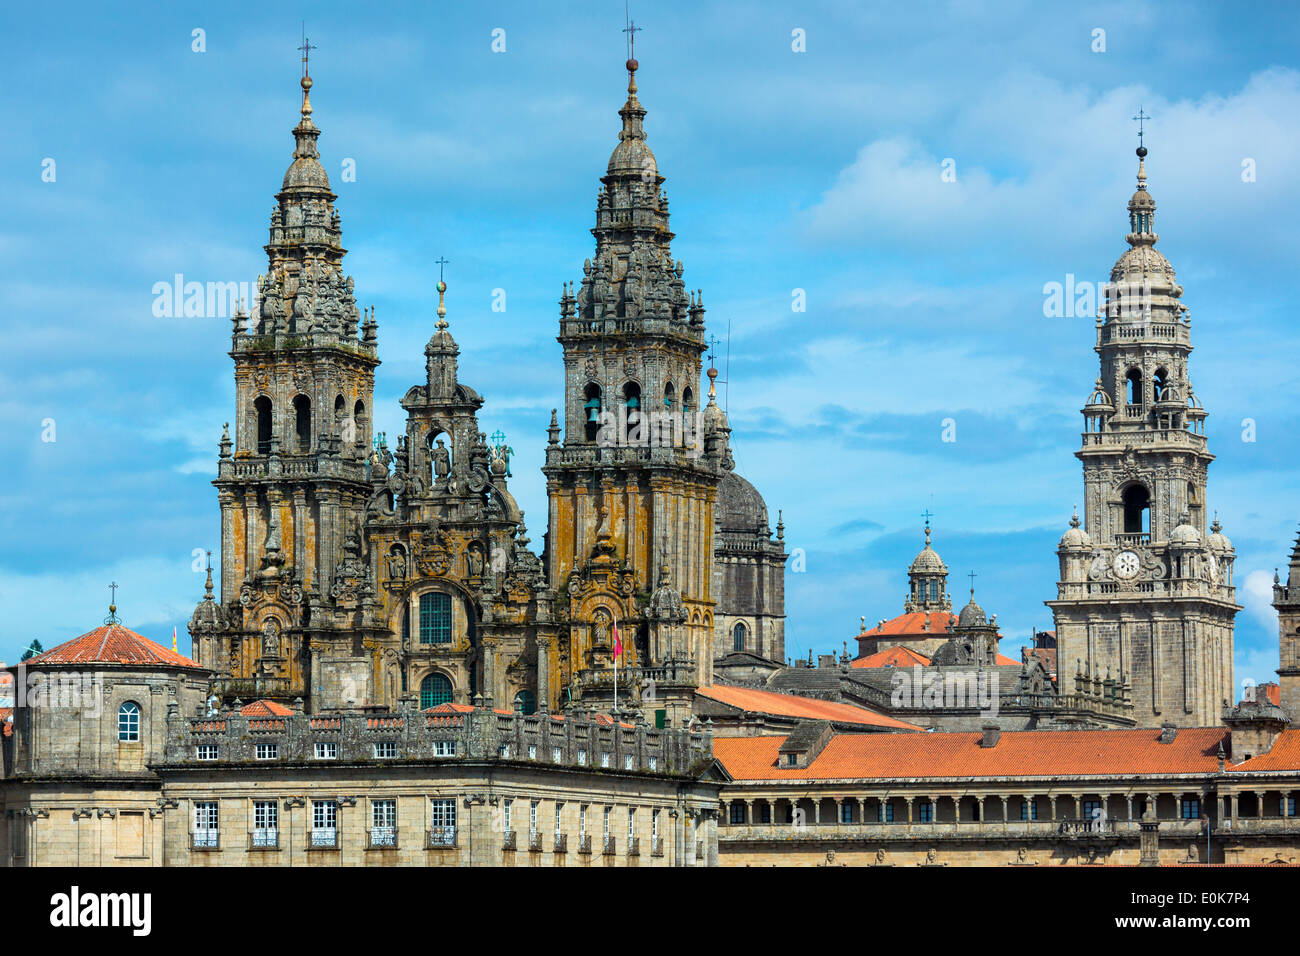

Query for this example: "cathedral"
[187,54,787,727]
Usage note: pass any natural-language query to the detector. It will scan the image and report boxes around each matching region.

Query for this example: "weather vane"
[299,24,316,77]
[1132,107,1149,148]
[623,2,642,60]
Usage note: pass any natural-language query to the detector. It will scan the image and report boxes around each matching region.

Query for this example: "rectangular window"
[503,798,512,835]
[648,755,657,772]
[624,753,634,770]
[372,799,397,846]
[555,802,564,835]
[1082,799,1103,822]
[601,752,610,768]
[1288,797,1297,817]
[373,741,398,759]
[577,749,587,766]
[652,809,660,838]
[312,801,338,847]
[603,806,611,838]
[1021,799,1039,821]
[193,801,219,847]
[430,798,456,845]
[628,808,636,843]
[730,803,746,824]
[528,745,537,760]
[419,592,453,644]
[253,801,278,847]
[1181,798,1201,820]
[196,744,218,761]
[840,803,853,824]
[499,744,511,759]
[434,740,456,757]
[255,742,278,760]
[759,803,771,824]
[315,741,338,760]
[529,800,539,839]
[878,803,894,823]
[553,746,563,763]
[918,801,934,823]
[579,805,588,838]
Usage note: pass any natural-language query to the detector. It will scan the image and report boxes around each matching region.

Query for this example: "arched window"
[624,383,642,440]
[1122,485,1151,534]
[513,690,536,715]
[419,592,453,644]
[732,622,747,653]
[681,386,694,427]
[118,701,141,742]
[1153,368,1169,402]
[663,382,675,409]
[255,396,273,455]
[1126,369,1142,406]
[293,394,311,453]
[583,384,603,442]
[420,673,453,709]
[353,400,366,450]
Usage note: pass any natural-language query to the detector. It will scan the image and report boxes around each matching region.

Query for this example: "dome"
[607,136,656,177]
[717,470,769,534]
[1206,517,1232,552]
[282,153,331,191]
[908,527,947,574]
[957,595,987,629]
[1059,511,1091,549]
[1170,512,1202,546]
[1085,379,1113,408]
[1109,244,1176,286]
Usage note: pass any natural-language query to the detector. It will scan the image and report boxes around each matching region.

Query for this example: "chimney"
[980,724,1000,748]
[1159,723,1178,744]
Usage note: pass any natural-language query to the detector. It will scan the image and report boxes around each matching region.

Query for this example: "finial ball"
[706,366,718,381]
[1136,145,1147,158]
[626,58,638,73]
[301,75,313,91]
[437,280,447,294]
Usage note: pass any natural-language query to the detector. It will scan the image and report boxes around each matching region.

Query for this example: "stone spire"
[251,62,365,345]
[573,55,695,332]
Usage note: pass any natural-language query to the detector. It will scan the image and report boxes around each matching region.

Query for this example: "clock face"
[1114,550,1141,580]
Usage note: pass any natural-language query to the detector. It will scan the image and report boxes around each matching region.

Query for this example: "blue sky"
[2,1,1297,692]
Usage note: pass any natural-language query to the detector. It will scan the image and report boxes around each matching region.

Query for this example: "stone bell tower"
[1274,528,1300,720]
[542,51,720,722]
[1046,142,1239,728]
[193,59,382,709]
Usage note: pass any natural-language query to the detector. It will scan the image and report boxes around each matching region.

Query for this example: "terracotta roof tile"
[859,611,957,639]
[23,623,203,670]
[715,726,1248,781]
[239,699,294,717]
[697,684,921,731]
[850,646,931,669]
[1232,729,1300,772]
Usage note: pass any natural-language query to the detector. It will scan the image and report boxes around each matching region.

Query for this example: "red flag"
[613,620,622,658]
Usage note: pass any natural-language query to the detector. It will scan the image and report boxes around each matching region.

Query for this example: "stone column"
[536,635,553,713]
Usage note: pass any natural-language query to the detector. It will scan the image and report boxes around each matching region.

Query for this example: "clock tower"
[1046,143,1240,729]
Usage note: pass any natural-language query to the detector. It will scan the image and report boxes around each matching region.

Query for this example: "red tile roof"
[850,645,931,669]
[697,684,921,731]
[240,699,294,717]
[859,611,957,639]
[1233,730,1300,772]
[24,623,203,670]
[0,707,11,738]
[994,653,1021,666]
[714,726,1258,781]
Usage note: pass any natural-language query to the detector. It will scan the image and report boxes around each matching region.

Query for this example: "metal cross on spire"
[623,2,642,60]
[435,256,450,282]
[921,508,934,529]
[299,24,316,77]
[1132,107,1149,148]
[105,581,120,624]
[968,570,978,594]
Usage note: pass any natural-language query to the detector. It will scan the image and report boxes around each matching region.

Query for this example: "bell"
[585,399,601,423]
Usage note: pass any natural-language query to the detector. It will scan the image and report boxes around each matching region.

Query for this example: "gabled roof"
[1233,729,1300,772]
[859,610,956,639]
[240,699,294,717]
[22,623,203,670]
[695,684,921,731]
[851,645,931,668]
[715,726,1248,781]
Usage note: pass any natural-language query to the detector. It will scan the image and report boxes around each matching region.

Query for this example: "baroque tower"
[543,54,720,724]
[1047,143,1240,728]
[191,64,383,708]
[1274,528,1300,720]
